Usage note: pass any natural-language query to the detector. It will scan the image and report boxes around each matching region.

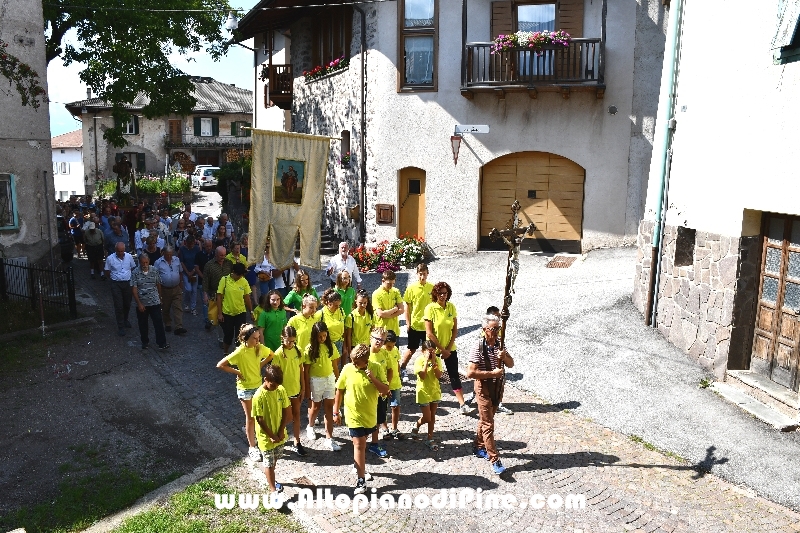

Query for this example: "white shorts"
[310,374,336,402]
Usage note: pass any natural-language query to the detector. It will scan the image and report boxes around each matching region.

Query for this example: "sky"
[48,3,260,138]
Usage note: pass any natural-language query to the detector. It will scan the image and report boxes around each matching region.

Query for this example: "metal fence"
[0,258,77,319]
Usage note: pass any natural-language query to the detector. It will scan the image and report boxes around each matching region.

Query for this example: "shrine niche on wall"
[376,203,394,224]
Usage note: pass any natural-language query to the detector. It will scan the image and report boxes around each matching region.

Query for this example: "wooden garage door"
[480,151,584,252]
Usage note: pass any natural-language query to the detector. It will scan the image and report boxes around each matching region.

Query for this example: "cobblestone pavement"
[74,246,800,532]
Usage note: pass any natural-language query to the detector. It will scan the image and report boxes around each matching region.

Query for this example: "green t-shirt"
[226,344,272,390]
[303,343,341,378]
[335,361,385,429]
[372,286,403,335]
[270,345,303,397]
[403,281,434,331]
[414,354,443,404]
[283,288,319,311]
[257,308,288,351]
[423,301,458,354]
[287,312,320,354]
[218,275,252,316]
[336,286,356,317]
[384,345,401,391]
[345,309,373,346]
[316,306,346,342]
[251,385,290,451]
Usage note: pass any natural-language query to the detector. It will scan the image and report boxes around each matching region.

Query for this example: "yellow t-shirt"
[345,309,373,346]
[414,354,443,404]
[251,384,290,451]
[335,361,385,429]
[218,275,252,316]
[226,252,248,266]
[372,286,403,335]
[423,301,458,353]
[287,312,320,354]
[384,345,401,391]
[270,345,303,397]
[303,343,341,378]
[316,306,345,342]
[252,305,265,323]
[403,281,434,331]
[225,343,272,390]
[367,348,390,386]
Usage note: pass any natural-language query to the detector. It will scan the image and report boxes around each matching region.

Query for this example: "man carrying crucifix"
[466,313,515,475]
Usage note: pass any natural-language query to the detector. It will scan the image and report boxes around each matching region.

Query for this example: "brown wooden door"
[751,214,800,392]
[398,168,425,239]
[168,120,182,143]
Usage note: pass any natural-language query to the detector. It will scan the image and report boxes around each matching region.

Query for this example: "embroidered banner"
[249,129,331,270]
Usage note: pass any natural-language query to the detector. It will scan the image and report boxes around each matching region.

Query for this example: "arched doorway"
[398,167,426,239]
[480,151,585,253]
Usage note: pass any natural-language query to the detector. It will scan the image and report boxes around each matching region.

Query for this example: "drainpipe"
[353,5,367,244]
[645,0,683,326]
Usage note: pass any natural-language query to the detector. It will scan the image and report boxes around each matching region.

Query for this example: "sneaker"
[158,343,170,350]
[141,343,149,350]
[351,464,373,481]
[497,404,513,415]
[491,460,506,475]
[274,482,284,493]
[191,309,197,316]
[305,425,317,441]
[247,447,262,462]
[473,447,489,460]
[295,442,307,457]
[464,392,476,405]
[381,429,394,440]
[354,478,367,495]
[324,438,341,451]
[367,443,388,458]
[204,322,212,331]
[390,429,405,440]
[401,369,409,383]
[174,328,188,335]
[184,305,190,311]
[460,403,476,415]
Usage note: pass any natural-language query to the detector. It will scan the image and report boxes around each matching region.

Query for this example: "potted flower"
[340,151,351,169]
[491,30,571,55]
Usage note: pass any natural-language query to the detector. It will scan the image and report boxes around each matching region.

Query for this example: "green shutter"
[194,117,201,136]
[212,117,219,137]
[133,115,139,134]
[231,121,238,136]
[245,122,251,137]
[136,153,146,172]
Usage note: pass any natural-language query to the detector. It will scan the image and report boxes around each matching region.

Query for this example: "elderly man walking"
[326,242,362,289]
[466,314,515,475]
[155,246,186,335]
[131,253,169,351]
[104,241,136,336]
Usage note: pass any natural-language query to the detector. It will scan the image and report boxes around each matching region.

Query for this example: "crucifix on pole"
[489,200,536,350]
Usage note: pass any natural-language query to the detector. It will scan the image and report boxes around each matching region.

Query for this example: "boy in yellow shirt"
[400,263,433,382]
[382,330,405,439]
[372,270,403,335]
[411,340,443,451]
[251,364,291,498]
[366,328,391,457]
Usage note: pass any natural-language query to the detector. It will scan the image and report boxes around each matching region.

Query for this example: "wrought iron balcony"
[461,38,605,99]
[265,64,293,111]
[165,134,253,149]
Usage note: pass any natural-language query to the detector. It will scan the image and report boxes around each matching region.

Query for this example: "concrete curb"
[81,457,233,533]
[0,316,97,342]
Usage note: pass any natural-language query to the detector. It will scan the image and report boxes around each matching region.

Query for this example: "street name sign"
[455,124,490,134]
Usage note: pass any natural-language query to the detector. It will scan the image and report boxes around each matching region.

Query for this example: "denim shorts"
[388,388,401,407]
[349,426,377,438]
[237,387,260,400]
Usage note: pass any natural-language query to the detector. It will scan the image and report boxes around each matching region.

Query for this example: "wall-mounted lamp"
[225,11,239,31]
[450,135,462,165]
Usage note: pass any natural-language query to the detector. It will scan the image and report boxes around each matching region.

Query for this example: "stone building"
[64,77,253,192]
[237,0,669,254]
[634,0,800,419]
[0,0,57,264]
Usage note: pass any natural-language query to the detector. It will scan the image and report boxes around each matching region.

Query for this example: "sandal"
[410,424,420,438]
[424,439,440,451]
[391,429,405,440]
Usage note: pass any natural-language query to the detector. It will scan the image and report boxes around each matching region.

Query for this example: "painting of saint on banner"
[274,158,305,204]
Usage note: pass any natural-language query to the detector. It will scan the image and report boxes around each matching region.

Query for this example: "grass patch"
[699,377,714,389]
[629,435,688,463]
[114,469,302,533]
[0,328,81,374]
[0,452,179,533]
[0,299,73,335]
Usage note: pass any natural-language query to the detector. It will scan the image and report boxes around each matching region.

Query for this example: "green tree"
[43,0,233,147]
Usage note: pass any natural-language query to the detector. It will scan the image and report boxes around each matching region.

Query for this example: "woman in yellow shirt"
[317,289,346,365]
[411,340,443,450]
[216,324,274,462]
[303,322,341,451]
[270,325,307,456]
[287,294,320,355]
[344,290,373,359]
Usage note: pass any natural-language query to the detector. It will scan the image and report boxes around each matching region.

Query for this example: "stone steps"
[711,377,798,431]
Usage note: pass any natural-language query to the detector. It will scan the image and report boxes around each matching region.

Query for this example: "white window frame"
[60,162,70,175]
[200,118,213,137]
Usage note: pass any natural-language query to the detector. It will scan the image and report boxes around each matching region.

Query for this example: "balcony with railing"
[265,64,293,110]
[461,38,605,99]
[165,134,253,149]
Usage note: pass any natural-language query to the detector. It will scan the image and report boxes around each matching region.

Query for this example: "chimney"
[86,88,92,99]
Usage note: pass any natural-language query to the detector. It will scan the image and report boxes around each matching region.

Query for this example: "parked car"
[190,165,213,188]
[192,166,220,190]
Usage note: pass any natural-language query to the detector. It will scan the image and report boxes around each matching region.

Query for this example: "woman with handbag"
[179,235,201,315]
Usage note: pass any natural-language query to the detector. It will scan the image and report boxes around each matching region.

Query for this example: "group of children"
[215,263,477,497]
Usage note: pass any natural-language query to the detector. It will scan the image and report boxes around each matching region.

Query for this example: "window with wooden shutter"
[398,0,438,90]
[311,6,353,69]
[244,122,251,137]
[492,0,583,38]
[211,118,219,137]
[556,0,583,38]
[194,117,202,136]
[231,121,239,136]
[492,1,513,38]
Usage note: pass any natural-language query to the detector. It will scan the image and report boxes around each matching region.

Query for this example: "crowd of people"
[214,242,517,500]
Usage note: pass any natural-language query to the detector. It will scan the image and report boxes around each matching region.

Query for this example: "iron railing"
[265,64,293,111]
[462,38,603,88]
[0,258,77,319]
[165,135,253,149]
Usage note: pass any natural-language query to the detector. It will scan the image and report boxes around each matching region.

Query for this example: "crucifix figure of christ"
[488,200,535,403]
